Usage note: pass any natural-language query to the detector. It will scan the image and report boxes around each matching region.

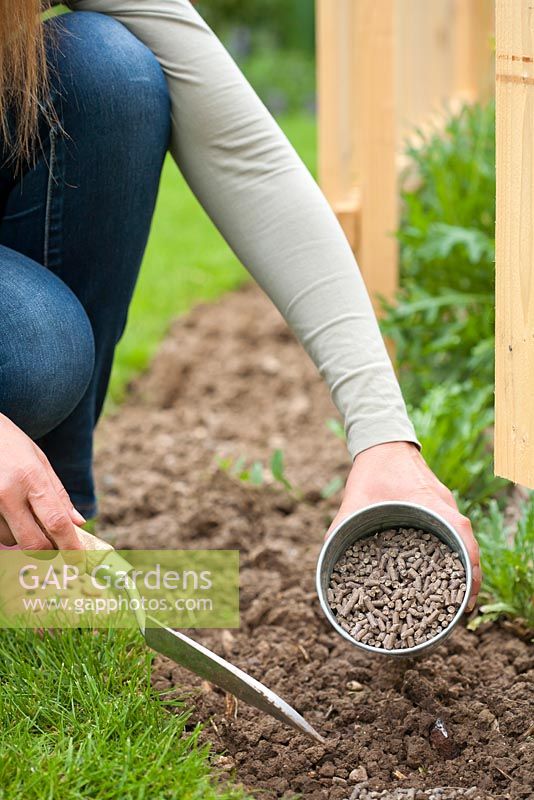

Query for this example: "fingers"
[0,515,16,546]
[452,512,481,611]
[34,447,86,526]
[0,415,85,551]
[326,512,342,539]
[1,502,54,551]
[325,502,360,539]
[0,464,57,549]
[26,475,83,550]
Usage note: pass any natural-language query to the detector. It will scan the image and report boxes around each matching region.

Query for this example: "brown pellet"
[363,597,376,614]
[328,526,466,651]
[341,589,360,616]
[366,611,378,627]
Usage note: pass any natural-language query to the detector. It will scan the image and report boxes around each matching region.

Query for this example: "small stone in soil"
[429,717,457,759]
[328,528,466,651]
[348,765,368,782]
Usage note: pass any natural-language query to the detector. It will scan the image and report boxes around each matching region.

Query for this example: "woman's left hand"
[327,441,481,612]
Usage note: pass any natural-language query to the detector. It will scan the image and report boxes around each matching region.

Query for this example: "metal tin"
[316,502,473,658]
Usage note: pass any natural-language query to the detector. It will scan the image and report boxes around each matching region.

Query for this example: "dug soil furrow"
[95,287,534,800]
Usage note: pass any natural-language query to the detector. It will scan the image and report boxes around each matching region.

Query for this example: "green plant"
[382,101,496,407]
[238,48,315,114]
[217,447,345,501]
[399,102,495,291]
[270,449,293,491]
[469,498,534,631]
[326,418,346,441]
[409,381,507,509]
[197,0,315,53]
[217,449,293,492]
[0,628,252,799]
[217,455,264,485]
[380,101,509,513]
[382,286,494,403]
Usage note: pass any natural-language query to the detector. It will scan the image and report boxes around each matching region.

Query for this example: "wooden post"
[316,0,360,250]
[356,0,398,308]
[495,0,534,488]
[316,0,348,203]
[454,0,495,103]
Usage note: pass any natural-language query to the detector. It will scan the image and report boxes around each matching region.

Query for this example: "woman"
[0,0,480,608]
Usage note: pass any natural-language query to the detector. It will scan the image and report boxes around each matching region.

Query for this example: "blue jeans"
[0,12,170,517]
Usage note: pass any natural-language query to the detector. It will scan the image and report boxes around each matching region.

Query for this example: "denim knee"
[0,247,95,440]
[47,11,171,152]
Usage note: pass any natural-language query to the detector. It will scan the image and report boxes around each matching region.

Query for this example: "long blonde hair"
[0,0,49,164]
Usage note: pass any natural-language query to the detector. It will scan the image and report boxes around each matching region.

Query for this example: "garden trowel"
[76,528,324,743]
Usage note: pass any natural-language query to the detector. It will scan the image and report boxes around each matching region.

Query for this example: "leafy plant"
[399,102,495,289]
[382,286,494,403]
[217,455,264,485]
[270,449,293,491]
[217,449,293,492]
[380,100,511,513]
[326,418,346,441]
[410,381,507,509]
[469,498,534,630]
[382,101,496,408]
[217,448,345,501]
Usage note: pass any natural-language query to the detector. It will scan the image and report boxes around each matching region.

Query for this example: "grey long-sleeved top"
[62,0,419,459]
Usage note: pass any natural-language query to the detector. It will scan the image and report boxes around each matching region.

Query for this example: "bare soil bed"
[95,286,533,800]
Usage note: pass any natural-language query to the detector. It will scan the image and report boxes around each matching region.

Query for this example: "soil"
[95,286,534,800]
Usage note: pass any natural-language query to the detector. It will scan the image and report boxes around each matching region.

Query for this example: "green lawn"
[0,628,252,800]
[109,113,317,402]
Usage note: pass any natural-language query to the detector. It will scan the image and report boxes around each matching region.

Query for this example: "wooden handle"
[75,525,114,552]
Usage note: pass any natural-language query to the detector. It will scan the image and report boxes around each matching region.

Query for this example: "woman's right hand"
[0,413,86,550]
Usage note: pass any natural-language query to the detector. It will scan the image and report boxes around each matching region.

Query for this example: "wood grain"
[315,1,494,312]
[495,0,534,488]
[356,0,399,309]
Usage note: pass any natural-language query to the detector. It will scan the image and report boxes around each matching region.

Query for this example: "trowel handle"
[74,526,146,633]
[75,525,115,552]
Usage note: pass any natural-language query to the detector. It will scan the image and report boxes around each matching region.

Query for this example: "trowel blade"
[144,616,324,743]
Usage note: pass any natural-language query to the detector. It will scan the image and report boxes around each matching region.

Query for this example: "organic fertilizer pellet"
[328,528,466,650]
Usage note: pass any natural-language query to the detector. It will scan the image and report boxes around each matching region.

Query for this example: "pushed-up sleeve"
[65,0,419,458]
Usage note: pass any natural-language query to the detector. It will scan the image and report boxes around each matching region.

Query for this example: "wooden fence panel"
[495,0,534,488]
[356,0,399,308]
[316,0,494,310]
[316,0,360,249]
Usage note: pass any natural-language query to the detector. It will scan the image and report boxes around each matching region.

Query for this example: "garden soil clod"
[329,529,466,650]
[95,287,534,800]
